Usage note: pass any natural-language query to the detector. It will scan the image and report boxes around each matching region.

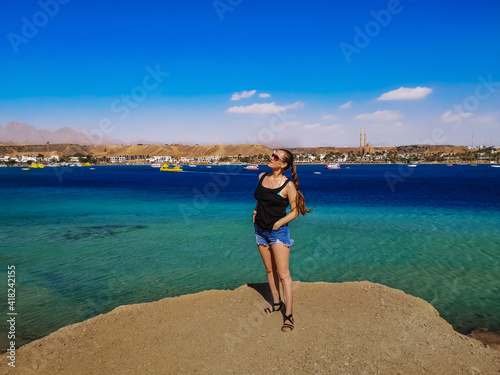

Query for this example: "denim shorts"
[254,223,294,247]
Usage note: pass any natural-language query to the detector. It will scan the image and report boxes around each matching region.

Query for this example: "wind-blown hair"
[280,149,313,216]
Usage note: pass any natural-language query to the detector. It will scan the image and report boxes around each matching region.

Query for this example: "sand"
[1,281,499,374]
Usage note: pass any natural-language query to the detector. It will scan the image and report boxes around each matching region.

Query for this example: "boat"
[21,168,29,170]
[188,164,197,167]
[160,164,183,172]
[82,162,92,167]
[491,165,500,168]
[408,164,418,167]
[325,163,340,169]
[313,172,321,175]
[29,164,45,168]
[206,166,212,169]
[446,163,453,167]
[244,165,259,170]
[151,163,161,168]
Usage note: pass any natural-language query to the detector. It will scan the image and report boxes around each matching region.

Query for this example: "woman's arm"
[272,183,299,229]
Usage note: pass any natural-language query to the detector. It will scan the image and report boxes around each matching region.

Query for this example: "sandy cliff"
[1,281,498,374]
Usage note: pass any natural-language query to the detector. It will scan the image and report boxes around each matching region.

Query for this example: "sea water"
[0,164,499,347]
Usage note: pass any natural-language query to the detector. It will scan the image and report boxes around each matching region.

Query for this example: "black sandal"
[262,301,283,315]
[281,313,294,332]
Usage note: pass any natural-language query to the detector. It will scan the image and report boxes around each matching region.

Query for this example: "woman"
[253,149,312,332]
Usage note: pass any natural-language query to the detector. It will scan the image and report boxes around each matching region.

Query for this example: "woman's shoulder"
[284,177,295,190]
[258,172,267,179]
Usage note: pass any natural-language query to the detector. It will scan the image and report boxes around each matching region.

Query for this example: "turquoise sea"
[1,164,500,348]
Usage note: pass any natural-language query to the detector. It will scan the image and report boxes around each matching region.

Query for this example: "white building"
[44,155,61,162]
[21,156,37,163]
[151,155,176,163]
[110,157,127,163]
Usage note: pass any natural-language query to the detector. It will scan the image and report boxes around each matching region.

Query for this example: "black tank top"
[254,173,290,231]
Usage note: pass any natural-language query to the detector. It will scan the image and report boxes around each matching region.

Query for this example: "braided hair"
[280,149,313,216]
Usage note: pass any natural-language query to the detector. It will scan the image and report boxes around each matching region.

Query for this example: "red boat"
[325,163,340,169]
[244,165,259,170]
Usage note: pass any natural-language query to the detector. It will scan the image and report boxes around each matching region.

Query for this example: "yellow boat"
[22,168,30,170]
[82,162,92,167]
[29,164,45,168]
[160,164,183,172]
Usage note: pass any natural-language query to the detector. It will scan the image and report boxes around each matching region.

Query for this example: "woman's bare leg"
[257,244,281,313]
[270,242,294,330]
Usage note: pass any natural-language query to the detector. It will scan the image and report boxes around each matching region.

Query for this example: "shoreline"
[1,281,498,374]
[1,162,498,167]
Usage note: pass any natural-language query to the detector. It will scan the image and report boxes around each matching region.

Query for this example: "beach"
[1,281,499,374]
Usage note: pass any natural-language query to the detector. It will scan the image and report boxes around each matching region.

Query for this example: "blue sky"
[1,0,499,146]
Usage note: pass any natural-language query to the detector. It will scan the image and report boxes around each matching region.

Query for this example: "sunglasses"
[271,153,282,162]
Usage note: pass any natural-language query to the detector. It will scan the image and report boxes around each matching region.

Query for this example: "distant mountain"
[0,121,124,145]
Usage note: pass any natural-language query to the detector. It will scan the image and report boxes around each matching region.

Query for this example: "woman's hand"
[253,211,256,223]
[272,222,281,230]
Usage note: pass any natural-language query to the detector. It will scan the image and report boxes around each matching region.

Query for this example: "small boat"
[314,172,321,175]
[160,164,183,172]
[188,164,197,167]
[491,165,500,168]
[82,162,92,167]
[244,165,259,170]
[29,164,45,169]
[325,163,340,169]
[408,164,417,167]
[206,165,212,169]
[151,163,161,168]
[446,163,453,166]
[22,168,29,170]
[90,168,96,170]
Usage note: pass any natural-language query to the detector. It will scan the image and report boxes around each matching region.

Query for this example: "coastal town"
[1,141,499,167]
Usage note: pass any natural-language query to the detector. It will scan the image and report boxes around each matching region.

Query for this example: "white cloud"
[286,101,304,109]
[231,90,256,101]
[303,123,344,132]
[355,110,401,121]
[339,101,352,109]
[475,115,497,123]
[226,101,303,114]
[304,123,321,130]
[322,114,337,121]
[259,93,271,98]
[442,111,473,122]
[227,102,285,114]
[377,87,432,101]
